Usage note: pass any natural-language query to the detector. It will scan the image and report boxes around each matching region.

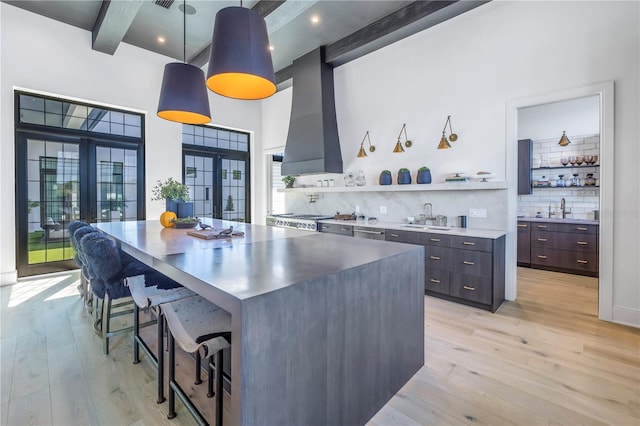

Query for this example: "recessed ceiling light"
[269,45,275,51]
[310,15,320,24]
[157,36,166,44]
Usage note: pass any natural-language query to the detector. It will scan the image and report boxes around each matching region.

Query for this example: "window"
[270,153,286,214]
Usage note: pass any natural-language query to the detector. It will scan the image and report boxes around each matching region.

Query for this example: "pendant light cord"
[183,0,186,63]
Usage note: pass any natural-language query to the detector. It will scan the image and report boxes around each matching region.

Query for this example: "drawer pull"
[577,241,588,245]
[390,233,399,238]
[537,255,548,259]
[577,259,588,264]
[463,241,475,246]
[463,285,476,291]
[429,256,441,260]
[463,261,475,265]
[430,278,441,284]
[576,227,588,231]
[517,224,527,228]
[430,238,441,242]
[537,238,547,242]
[537,225,547,229]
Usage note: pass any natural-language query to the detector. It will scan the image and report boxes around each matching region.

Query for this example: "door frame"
[506,81,614,321]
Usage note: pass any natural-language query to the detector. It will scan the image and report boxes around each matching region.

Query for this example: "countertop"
[517,217,599,225]
[318,219,506,239]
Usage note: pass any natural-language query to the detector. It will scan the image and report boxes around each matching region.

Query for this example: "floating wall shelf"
[278,181,508,193]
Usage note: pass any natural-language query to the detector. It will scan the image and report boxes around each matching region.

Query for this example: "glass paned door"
[95,146,139,222]
[185,154,215,218]
[222,158,247,222]
[24,138,80,270]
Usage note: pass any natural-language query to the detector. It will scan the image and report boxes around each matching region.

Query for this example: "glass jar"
[557,174,566,187]
[355,170,366,186]
[585,173,596,186]
[344,172,355,187]
[571,173,581,187]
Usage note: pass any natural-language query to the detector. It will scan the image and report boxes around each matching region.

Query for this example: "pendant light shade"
[206,6,276,100]
[157,62,211,124]
[558,130,571,146]
[437,132,451,149]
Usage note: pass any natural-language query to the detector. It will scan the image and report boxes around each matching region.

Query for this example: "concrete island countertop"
[517,217,599,225]
[318,219,506,239]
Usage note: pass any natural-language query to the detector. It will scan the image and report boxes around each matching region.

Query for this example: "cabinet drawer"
[425,268,450,295]
[452,249,492,278]
[530,247,560,268]
[531,230,556,248]
[385,229,420,244]
[449,235,492,252]
[425,246,452,270]
[555,233,598,253]
[531,247,598,273]
[556,223,598,234]
[419,233,451,247]
[318,224,353,236]
[450,274,492,305]
[531,222,557,232]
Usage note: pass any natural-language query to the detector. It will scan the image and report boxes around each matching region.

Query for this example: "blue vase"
[397,170,411,185]
[417,169,432,184]
[177,202,194,218]
[166,199,179,213]
[379,172,392,185]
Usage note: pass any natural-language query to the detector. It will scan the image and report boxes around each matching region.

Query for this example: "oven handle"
[353,229,385,235]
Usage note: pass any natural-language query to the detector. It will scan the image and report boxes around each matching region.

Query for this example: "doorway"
[506,82,614,321]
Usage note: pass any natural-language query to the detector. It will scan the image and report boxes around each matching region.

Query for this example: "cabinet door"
[556,233,598,253]
[425,268,450,295]
[531,230,556,249]
[450,274,492,304]
[385,229,420,244]
[518,139,532,195]
[517,222,530,264]
[425,246,452,270]
[449,235,492,252]
[452,249,493,278]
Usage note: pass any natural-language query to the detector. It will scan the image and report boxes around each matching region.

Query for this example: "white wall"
[0,3,262,283]
[518,95,600,141]
[260,1,639,326]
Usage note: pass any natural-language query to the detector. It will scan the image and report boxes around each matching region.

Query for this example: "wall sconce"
[437,115,458,149]
[357,131,375,158]
[558,130,571,146]
[393,123,412,153]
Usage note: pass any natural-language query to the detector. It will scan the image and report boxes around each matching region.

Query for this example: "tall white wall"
[0,3,262,284]
[261,1,639,326]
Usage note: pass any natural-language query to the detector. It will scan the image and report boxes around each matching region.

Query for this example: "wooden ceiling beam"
[92,0,145,55]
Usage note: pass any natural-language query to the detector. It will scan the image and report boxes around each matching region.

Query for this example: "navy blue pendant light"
[206,6,276,100]
[157,1,211,124]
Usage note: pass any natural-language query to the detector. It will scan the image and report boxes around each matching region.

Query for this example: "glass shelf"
[532,185,599,189]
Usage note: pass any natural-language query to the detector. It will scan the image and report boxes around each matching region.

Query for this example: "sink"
[400,225,452,231]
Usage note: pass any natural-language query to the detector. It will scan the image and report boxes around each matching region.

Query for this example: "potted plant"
[282,175,295,188]
[416,166,432,184]
[151,177,191,217]
[379,170,392,185]
[397,168,411,185]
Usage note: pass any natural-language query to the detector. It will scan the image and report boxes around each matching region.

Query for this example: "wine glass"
[584,154,594,165]
[560,156,569,167]
[576,155,584,166]
[590,154,598,165]
[569,155,577,166]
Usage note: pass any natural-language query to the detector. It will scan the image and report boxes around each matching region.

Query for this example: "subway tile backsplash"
[519,134,600,220]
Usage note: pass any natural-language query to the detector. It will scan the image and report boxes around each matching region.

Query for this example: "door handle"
[517,224,527,228]
[576,241,588,245]
[429,256,441,260]
[430,278,440,283]
[463,261,475,265]
[537,238,547,242]
[463,241,475,246]
[463,285,475,291]
[430,238,441,242]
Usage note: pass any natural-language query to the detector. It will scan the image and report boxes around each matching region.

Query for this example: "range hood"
[281,47,343,176]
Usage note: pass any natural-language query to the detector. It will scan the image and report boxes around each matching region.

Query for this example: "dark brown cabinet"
[518,139,532,195]
[524,220,598,277]
[388,229,505,312]
[517,221,531,265]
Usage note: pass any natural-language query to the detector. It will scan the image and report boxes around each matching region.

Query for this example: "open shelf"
[278,181,508,193]
[531,165,599,171]
[532,185,599,189]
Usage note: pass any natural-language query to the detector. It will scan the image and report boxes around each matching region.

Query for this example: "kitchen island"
[96,219,425,425]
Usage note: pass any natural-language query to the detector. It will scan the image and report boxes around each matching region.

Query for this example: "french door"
[183,151,249,222]
[15,132,144,277]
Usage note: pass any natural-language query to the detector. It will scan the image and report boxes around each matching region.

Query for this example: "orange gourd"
[160,211,177,228]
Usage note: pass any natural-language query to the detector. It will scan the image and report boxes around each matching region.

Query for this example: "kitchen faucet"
[422,202,436,224]
[560,197,571,218]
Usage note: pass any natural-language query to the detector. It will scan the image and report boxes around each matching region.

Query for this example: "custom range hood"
[282,47,343,176]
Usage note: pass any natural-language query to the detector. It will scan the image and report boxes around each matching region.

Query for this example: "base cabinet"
[388,229,505,312]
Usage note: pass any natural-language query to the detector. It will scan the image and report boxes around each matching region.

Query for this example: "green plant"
[27,199,40,214]
[282,176,295,186]
[418,166,430,172]
[381,170,391,174]
[399,168,410,173]
[151,177,190,202]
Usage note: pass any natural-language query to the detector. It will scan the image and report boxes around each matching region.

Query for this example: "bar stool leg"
[103,295,112,355]
[207,355,214,398]
[215,350,223,426]
[157,315,166,404]
[167,331,177,419]
[133,304,140,364]
[195,352,202,385]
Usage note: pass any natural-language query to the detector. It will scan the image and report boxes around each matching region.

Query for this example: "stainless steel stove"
[266,213,333,231]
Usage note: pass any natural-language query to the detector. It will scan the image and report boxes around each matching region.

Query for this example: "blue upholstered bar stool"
[70,222,99,312]
[126,274,195,403]
[162,295,232,426]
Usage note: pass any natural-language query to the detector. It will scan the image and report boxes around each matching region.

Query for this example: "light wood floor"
[1,268,638,425]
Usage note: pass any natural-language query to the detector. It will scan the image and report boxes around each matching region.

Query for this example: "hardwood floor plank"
[6,387,52,426]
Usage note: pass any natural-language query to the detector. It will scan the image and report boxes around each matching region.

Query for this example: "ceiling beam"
[92,0,144,55]
[275,0,490,85]
[188,0,292,67]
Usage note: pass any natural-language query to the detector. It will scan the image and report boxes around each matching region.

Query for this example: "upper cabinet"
[518,139,532,195]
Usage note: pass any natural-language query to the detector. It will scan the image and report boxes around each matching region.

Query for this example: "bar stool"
[71,224,100,312]
[162,295,232,426]
[126,274,195,403]
[68,220,90,297]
